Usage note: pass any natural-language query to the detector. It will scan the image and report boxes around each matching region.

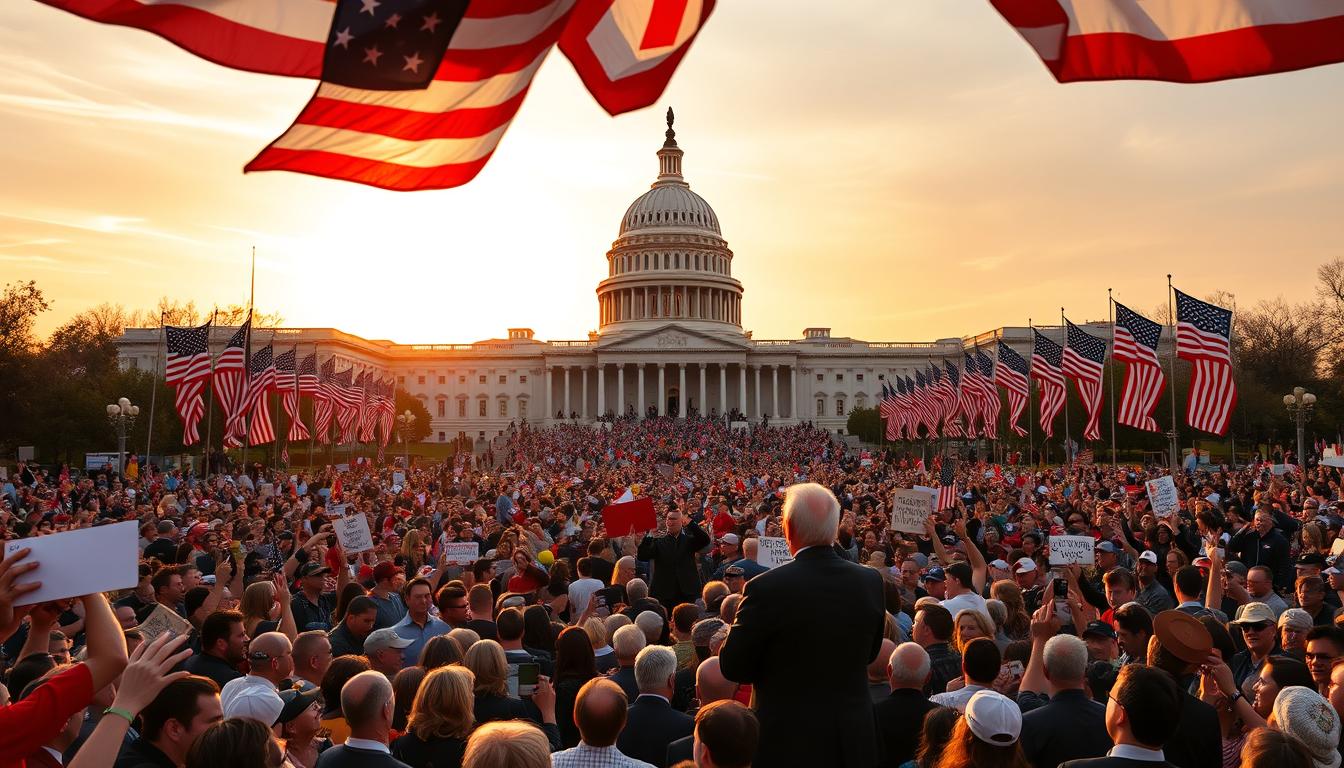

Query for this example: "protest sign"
[890,489,934,534]
[1271,464,1292,476]
[1324,448,1344,469]
[137,603,191,641]
[1144,476,1180,519]
[656,463,674,479]
[325,503,348,519]
[334,513,374,553]
[1049,535,1096,566]
[913,485,938,499]
[335,463,350,472]
[756,537,794,568]
[442,542,480,564]
[602,497,656,537]
[393,471,405,486]
[4,521,138,604]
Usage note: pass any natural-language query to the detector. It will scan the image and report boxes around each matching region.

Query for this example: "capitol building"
[118,111,1105,443]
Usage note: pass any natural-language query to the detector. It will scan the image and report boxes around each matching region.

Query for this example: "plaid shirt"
[551,743,656,768]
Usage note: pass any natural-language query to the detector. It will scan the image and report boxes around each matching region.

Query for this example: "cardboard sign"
[137,603,191,641]
[756,537,794,569]
[890,489,935,534]
[913,485,938,499]
[1144,476,1180,519]
[442,542,480,565]
[393,471,405,486]
[334,513,374,553]
[1271,464,1292,476]
[656,463,675,479]
[1323,449,1344,469]
[4,521,138,604]
[602,497,657,538]
[1049,535,1096,566]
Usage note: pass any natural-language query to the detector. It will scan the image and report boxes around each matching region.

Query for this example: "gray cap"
[363,628,413,653]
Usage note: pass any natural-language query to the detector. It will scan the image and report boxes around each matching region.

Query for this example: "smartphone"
[1001,660,1025,684]
[514,662,540,697]
[597,586,623,611]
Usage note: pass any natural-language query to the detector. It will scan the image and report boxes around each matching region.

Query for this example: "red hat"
[372,561,400,582]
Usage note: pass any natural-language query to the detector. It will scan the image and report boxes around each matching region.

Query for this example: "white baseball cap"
[1013,557,1037,574]
[1138,550,1159,564]
[965,690,1022,745]
[988,559,1011,571]
[219,677,284,726]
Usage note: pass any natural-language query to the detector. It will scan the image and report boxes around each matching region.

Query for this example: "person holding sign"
[636,508,710,612]
[720,483,886,768]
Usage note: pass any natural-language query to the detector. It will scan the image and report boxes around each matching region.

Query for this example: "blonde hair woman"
[239,575,297,640]
[402,530,427,577]
[391,666,475,768]
[990,581,1032,642]
[463,722,550,768]
[953,610,996,655]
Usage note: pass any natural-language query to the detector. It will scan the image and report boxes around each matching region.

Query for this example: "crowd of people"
[2,415,1343,768]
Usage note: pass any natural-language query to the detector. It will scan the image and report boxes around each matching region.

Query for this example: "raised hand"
[0,548,41,626]
[111,632,194,714]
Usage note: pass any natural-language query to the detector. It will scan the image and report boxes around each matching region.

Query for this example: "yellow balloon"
[537,550,555,566]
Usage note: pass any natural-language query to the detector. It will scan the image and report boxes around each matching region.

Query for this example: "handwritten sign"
[137,603,191,641]
[1144,476,1180,519]
[1323,449,1344,469]
[393,471,405,486]
[442,542,480,565]
[1049,535,1096,566]
[4,522,139,604]
[891,489,935,534]
[334,513,374,553]
[756,537,794,569]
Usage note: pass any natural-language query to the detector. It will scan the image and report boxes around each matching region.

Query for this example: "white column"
[637,364,645,418]
[617,364,625,416]
[563,367,571,416]
[597,366,605,417]
[772,365,779,419]
[679,363,687,418]
[582,368,589,419]
[739,365,747,415]
[718,363,727,416]
[791,367,798,420]
[658,364,666,417]
[698,364,706,417]
[545,366,553,420]
[754,365,762,419]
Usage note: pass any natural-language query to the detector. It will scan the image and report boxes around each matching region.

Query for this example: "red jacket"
[0,664,94,768]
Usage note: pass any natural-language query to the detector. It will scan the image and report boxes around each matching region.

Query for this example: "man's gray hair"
[1043,634,1089,681]
[782,483,839,550]
[888,642,931,689]
[634,610,663,644]
[625,578,649,601]
[612,624,646,661]
[741,538,759,557]
[633,645,678,693]
[615,555,636,572]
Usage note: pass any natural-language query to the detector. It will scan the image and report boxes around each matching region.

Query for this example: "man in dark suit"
[874,643,939,768]
[1018,630,1110,768]
[638,507,711,611]
[666,656,741,765]
[617,646,693,768]
[604,624,645,702]
[720,483,887,768]
[1059,665,1183,768]
[314,671,410,768]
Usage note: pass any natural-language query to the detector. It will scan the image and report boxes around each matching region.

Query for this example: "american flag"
[164,321,212,446]
[277,347,311,442]
[975,350,1001,439]
[43,0,715,191]
[314,357,337,444]
[941,361,966,438]
[878,381,897,436]
[995,341,1030,437]
[1175,288,1237,436]
[1031,329,1066,439]
[357,370,380,443]
[1113,302,1166,433]
[960,352,984,437]
[377,376,397,447]
[214,319,252,449]
[247,343,278,445]
[892,377,911,440]
[913,370,940,439]
[932,364,963,438]
[936,457,958,511]
[332,366,360,443]
[1062,320,1107,442]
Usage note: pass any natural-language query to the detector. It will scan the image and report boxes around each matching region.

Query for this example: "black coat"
[873,690,938,768]
[390,733,466,768]
[605,665,640,702]
[314,745,410,768]
[719,545,886,768]
[1019,689,1111,768]
[1164,691,1222,768]
[637,523,711,607]
[1061,758,1180,768]
[615,695,694,768]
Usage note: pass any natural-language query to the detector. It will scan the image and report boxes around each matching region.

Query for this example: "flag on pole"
[988,0,1344,84]
[1062,320,1107,442]
[913,370,940,440]
[314,357,336,444]
[892,378,911,440]
[975,350,1001,439]
[164,321,212,446]
[277,347,311,441]
[214,318,251,449]
[960,352,985,437]
[995,341,1030,437]
[246,343,278,445]
[1175,289,1237,436]
[937,458,958,511]
[1112,302,1166,432]
[941,361,966,438]
[332,366,360,443]
[1031,329,1066,439]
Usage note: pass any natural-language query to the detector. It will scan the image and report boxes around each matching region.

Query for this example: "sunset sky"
[4,1,1343,345]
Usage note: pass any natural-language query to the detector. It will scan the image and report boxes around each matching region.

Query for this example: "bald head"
[782,483,839,552]
[249,632,290,658]
[342,670,393,735]
[249,632,293,683]
[868,638,898,683]
[889,642,932,690]
[574,678,628,748]
[695,656,738,704]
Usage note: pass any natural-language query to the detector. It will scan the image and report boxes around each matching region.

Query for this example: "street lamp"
[396,410,416,467]
[106,397,140,476]
[1283,386,1316,493]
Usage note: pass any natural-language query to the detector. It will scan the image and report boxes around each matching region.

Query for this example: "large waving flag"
[1062,320,1107,442]
[214,318,251,449]
[1175,288,1237,436]
[989,0,1344,83]
[1031,329,1066,439]
[995,341,1030,437]
[164,321,212,446]
[40,0,714,191]
[975,350,1001,439]
[1112,302,1165,432]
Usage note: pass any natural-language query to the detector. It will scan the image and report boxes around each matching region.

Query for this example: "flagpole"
[242,246,256,472]
[203,309,217,477]
[1061,307,1071,468]
[145,312,164,465]
[1028,319,1036,468]
[308,343,318,470]
[1166,275,1180,474]
[1108,290,1118,469]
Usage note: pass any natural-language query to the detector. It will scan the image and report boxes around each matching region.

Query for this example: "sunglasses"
[1238,622,1272,632]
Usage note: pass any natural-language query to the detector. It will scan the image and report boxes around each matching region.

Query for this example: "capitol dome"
[596,109,744,337]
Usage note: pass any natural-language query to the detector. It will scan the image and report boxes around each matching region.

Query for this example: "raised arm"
[1019,582,1060,696]
[80,592,130,692]
[273,572,298,641]
[952,514,987,594]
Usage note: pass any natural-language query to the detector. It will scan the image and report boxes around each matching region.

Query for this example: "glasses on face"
[1239,622,1271,632]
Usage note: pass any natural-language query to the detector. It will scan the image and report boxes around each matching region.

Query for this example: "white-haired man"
[720,483,886,768]
[605,623,647,702]
[874,643,937,767]
[1019,627,1111,767]
[617,646,694,767]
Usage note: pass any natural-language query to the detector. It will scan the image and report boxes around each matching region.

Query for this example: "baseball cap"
[219,677,285,726]
[1081,620,1118,640]
[372,561,400,582]
[1137,550,1158,564]
[297,562,331,579]
[364,628,413,654]
[718,533,741,546]
[965,690,1022,745]
[275,683,322,726]
[1231,602,1276,626]
[1013,557,1037,574]
[922,567,946,583]
[988,559,1011,571]
[1224,561,1248,578]
[723,566,745,578]
[1095,541,1119,555]
[1153,610,1213,664]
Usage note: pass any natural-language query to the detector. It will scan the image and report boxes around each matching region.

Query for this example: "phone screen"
[514,662,540,696]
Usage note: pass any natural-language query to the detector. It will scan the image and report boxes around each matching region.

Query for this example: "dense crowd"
[2,416,1343,768]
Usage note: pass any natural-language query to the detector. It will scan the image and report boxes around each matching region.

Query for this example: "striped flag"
[332,366,360,443]
[933,364,963,438]
[314,357,337,444]
[1112,302,1165,433]
[164,321,212,446]
[41,0,715,191]
[988,0,1344,83]
[1062,320,1107,442]
[214,319,251,449]
[378,376,397,447]
[913,371,940,439]
[1175,289,1237,436]
[246,343,278,445]
[277,347,311,442]
[995,341,1030,437]
[941,361,966,438]
[975,350,1001,439]
[879,381,897,438]
[1031,329,1066,439]
[937,458,958,511]
[357,370,380,443]
[960,352,985,437]
[892,378,912,440]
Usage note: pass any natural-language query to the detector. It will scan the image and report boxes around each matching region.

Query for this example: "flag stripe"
[312,50,546,112]
[1117,362,1165,432]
